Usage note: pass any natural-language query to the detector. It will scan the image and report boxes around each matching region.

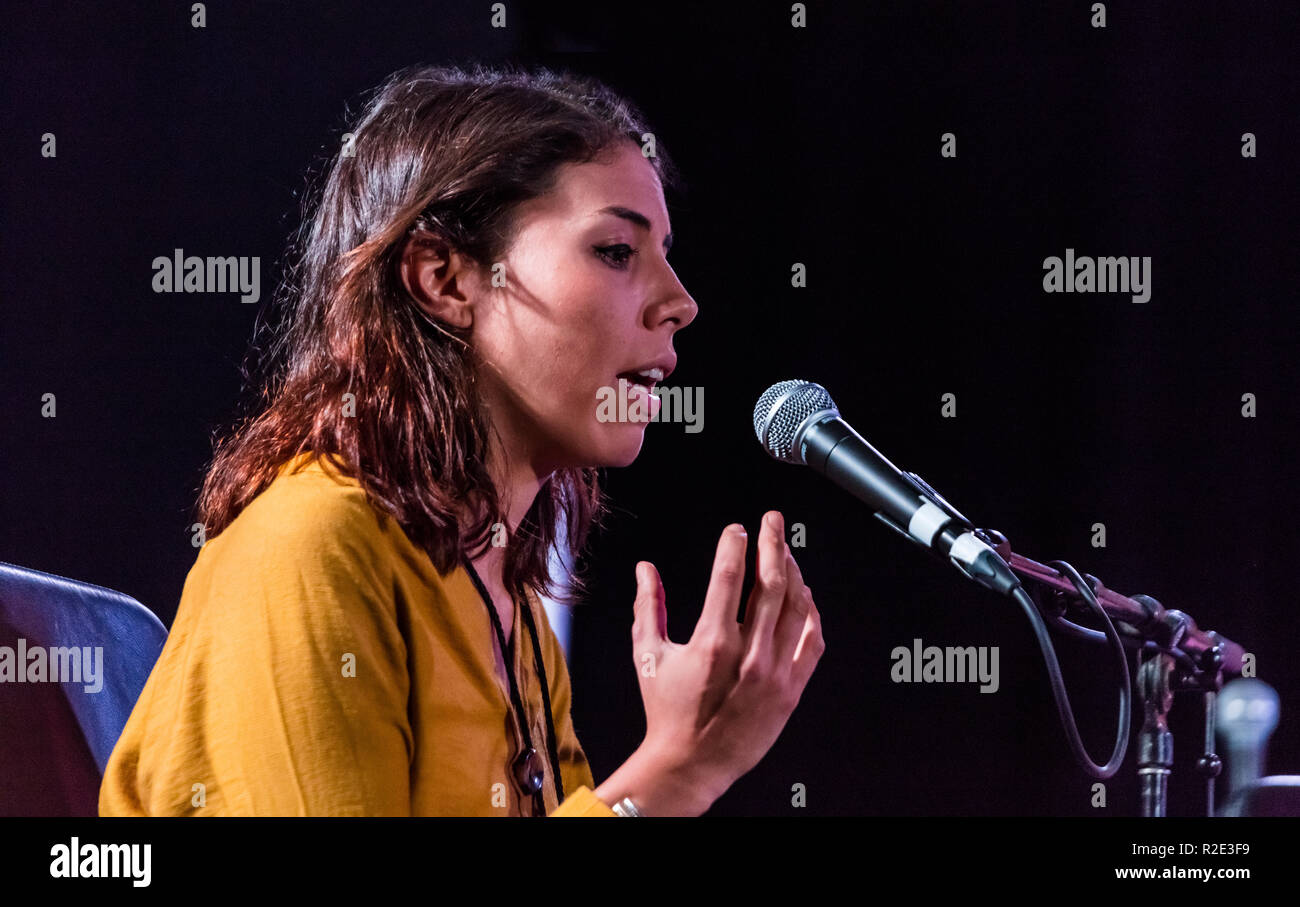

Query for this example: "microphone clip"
[869,471,974,553]
[901,471,975,531]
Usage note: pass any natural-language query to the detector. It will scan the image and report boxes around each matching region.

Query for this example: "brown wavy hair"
[195,62,681,603]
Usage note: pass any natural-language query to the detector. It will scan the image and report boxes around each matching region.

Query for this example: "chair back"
[0,561,166,815]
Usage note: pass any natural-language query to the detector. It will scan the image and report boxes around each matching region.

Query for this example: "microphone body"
[755,380,1020,595]
[801,416,958,549]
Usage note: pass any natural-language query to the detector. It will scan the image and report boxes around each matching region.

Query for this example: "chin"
[591,425,648,468]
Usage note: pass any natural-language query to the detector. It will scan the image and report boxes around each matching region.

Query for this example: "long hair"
[195,63,680,603]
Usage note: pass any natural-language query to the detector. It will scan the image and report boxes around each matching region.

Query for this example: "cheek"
[546,318,648,457]
[494,251,640,447]
[485,300,601,429]
[538,291,624,389]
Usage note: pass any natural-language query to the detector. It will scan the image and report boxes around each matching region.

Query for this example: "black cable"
[463,560,562,814]
[1007,559,1132,779]
[518,593,565,804]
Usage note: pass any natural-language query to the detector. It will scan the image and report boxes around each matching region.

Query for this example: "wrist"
[595,741,724,817]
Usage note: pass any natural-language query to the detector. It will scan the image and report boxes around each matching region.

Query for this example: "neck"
[467,428,549,591]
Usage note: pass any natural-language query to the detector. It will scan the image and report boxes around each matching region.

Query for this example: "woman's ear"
[399,230,477,329]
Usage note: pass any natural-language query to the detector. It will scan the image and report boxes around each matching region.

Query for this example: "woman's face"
[469,141,698,474]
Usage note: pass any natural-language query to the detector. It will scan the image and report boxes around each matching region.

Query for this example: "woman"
[100,63,824,817]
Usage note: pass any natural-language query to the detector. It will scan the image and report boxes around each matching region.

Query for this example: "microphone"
[753,379,1021,595]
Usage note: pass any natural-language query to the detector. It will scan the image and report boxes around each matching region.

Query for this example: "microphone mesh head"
[753,380,838,463]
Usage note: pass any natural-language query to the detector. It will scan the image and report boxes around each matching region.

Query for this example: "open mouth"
[616,367,664,390]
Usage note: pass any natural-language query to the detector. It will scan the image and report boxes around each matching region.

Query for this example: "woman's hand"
[594,511,825,816]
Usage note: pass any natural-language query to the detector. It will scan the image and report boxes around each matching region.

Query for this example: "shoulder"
[208,452,396,563]
[185,452,407,630]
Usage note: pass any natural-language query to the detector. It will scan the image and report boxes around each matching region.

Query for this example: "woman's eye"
[594,244,638,269]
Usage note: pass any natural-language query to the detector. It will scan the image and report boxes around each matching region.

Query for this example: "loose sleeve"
[550,786,618,817]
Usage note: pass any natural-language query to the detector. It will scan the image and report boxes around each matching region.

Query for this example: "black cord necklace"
[463,559,565,815]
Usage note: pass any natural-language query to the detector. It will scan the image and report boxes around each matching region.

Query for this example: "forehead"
[526,142,669,229]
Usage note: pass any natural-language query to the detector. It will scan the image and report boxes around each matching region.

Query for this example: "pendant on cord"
[512,746,545,795]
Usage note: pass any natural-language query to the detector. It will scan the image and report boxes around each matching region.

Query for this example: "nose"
[646,261,699,331]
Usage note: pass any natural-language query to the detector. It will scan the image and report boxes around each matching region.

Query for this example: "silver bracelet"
[610,796,643,817]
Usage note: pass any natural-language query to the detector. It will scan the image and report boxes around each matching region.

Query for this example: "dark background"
[2,0,1296,816]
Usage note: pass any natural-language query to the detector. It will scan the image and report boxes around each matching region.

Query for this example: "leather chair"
[0,561,166,816]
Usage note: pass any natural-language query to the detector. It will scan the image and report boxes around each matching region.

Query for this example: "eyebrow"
[596,205,673,253]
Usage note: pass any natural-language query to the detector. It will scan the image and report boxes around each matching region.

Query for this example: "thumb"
[632,561,668,649]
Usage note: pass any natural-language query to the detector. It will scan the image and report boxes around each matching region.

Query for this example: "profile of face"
[402,140,698,476]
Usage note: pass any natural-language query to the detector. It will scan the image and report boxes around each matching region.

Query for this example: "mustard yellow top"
[99,451,615,817]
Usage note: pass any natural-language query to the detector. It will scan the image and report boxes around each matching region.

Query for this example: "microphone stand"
[875,470,1248,816]
[973,526,1243,817]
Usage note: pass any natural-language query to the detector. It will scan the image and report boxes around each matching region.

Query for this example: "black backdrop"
[2,0,1296,817]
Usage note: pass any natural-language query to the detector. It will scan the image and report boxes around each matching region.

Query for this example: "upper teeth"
[635,368,664,382]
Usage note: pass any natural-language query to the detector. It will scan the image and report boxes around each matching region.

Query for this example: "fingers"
[741,511,789,653]
[790,596,825,691]
[772,546,811,664]
[690,524,748,646]
[631,561,668,651]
